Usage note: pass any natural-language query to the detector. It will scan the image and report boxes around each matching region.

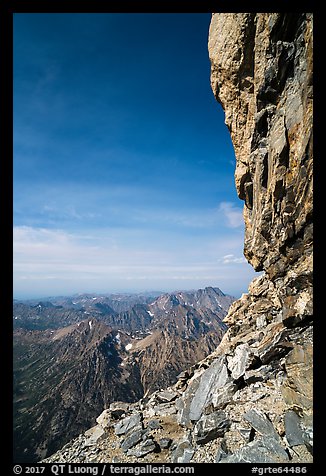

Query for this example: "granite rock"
[227,343,255,380]
[193,410,230,444]
[284,410,305,447]
[83,426,106,447]
[126,438,157,457]
[109,402,130,419]
[177,356,237,426]
[220,436,289,463]
[159,438,172,449]
[243,409,279,439]
[171,436,195,464]
[96,410,111,429]
[120,428,144,452]
[156,390,178,403]
[114,413,143,436]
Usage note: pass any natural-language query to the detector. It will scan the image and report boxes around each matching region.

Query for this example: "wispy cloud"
[219,202,244,228]
[14,181,245,234]
[221,253,247,264]
[13,225,257,298]
[42,203,101,221]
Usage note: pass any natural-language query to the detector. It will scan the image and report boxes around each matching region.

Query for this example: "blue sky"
[13,13,258,299]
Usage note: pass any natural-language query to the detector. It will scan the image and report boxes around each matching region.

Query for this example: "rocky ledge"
[42,336,312,463]
[42,13,313,464]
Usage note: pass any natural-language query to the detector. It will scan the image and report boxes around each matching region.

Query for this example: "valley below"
[13,287,232,462]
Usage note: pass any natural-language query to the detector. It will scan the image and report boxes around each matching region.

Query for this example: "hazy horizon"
[14,13,258,299]
[13,282,246,302]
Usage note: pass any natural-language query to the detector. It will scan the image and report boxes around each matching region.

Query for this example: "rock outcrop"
[207,13,313,461]
[42,13,313,464]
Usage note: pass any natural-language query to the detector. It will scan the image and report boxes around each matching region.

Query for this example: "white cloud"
[221,254,247,264]
[13,225,257,299]
[219,202,244,228]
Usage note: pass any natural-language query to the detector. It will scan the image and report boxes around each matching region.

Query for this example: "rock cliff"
[207,13,313,460]
[42,13,313,464]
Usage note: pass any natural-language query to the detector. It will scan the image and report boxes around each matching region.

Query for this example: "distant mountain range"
[13,292,161,331]
[13,287,233,462]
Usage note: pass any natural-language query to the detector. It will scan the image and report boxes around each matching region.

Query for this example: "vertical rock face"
[209,13,312,279]
[41,14,313,464]
[206,12,313,460]
[208,13,313,332]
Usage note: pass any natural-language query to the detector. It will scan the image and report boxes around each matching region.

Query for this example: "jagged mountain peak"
[148,286,233,318]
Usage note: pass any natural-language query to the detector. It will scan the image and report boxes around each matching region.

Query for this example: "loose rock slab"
[227,343,254,380]
[114,412,143,436]
[193,410,230,444]
[177,356,236,425]
[243,408,279,439]
[284,410,305,447]
[156,390,178,402]
[220,436,289,463]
